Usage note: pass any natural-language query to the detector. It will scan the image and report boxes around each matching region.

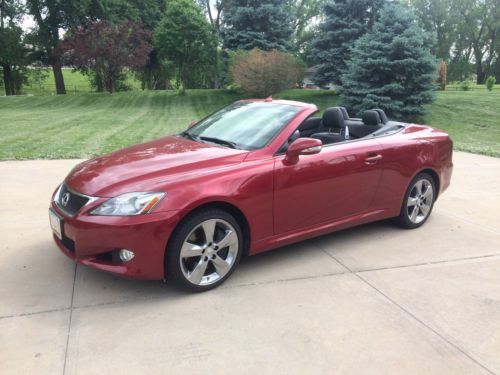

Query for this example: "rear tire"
[165,209,243,292]
[396,172,436,229]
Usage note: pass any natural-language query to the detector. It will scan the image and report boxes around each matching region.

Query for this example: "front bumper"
[51,202,183,280]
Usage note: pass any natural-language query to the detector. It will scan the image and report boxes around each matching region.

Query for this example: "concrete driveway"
[0,151,499,375]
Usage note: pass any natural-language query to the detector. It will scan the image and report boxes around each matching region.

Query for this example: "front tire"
[166,209,243,292]
[396,172,436,229]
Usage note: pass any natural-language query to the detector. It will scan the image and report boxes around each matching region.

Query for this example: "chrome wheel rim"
[179,219,239,286]
[407,179,434,224]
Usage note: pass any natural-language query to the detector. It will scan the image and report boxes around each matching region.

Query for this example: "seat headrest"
[323,107,346,129]
[371,108,388,124]
[362,110,382,126]
[339,107,349,120]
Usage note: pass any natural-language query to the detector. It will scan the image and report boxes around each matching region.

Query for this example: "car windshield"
[183,101,302,150]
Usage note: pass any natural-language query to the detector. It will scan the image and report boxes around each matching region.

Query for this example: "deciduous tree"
[62,21,153,93]
[0,0,26,95]
[155,0,218,91]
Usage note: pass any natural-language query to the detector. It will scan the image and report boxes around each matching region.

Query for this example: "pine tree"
[310,0,383,86]
[221,0,294,51]
[341,3,436,119]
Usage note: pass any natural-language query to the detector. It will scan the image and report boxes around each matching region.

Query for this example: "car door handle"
[365,154,383,164]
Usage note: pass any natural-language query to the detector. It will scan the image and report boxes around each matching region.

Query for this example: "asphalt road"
[0,151,499,375]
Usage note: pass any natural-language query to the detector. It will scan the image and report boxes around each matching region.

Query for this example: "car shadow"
[24,219,402,309]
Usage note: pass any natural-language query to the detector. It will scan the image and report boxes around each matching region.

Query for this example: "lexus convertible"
[49,98,453,291]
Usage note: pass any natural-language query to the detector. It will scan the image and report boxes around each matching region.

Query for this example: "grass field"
[0,86,498,159]
[0,89,339,159]
[20,68,142,95]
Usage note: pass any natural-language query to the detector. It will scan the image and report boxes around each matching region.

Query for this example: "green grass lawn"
[0,87,498,160]
[422,89,500,157]
[16,68,142,95]
[0,89,339,159]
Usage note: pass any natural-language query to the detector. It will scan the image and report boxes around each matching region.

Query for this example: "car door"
[273,138,384,234]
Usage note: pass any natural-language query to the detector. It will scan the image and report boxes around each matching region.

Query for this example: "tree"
[230,49,304,97]
[155,0,218,91]
[197,0,226,35]
[291,0,327,55]
[102,0,170,90]
[341,3,436,119]
[309,0,384,87]
[221,0,294,51]
[436,59,447,90]
[456,0,500,84]
[62,21,153,93]
[406,0,456,60]
[0,0,27,95]
[0,26,27,95]
[26,0,103,94]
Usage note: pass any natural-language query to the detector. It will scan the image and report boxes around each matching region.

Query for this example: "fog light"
[119,249,135,262]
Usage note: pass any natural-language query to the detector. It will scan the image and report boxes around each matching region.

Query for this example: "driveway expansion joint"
[313,240,497,375]
[62,264,77,375]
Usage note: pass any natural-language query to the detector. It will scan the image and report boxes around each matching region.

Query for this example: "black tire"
[165,209,243,292]
[395,172,436,229]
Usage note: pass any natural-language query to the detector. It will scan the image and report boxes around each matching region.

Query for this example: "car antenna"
[264,96,273,102]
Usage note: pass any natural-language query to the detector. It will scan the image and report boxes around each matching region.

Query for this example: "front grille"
[56,184,92,216]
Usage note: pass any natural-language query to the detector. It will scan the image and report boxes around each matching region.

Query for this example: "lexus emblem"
[61,192,70,207]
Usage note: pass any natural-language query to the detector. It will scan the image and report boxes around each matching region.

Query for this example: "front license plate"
[49,208,63,240]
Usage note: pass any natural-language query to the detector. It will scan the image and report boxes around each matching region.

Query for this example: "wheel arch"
[418,168,440,198]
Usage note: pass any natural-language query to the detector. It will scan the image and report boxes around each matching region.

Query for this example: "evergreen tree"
[310,0,383,86]
[221,0,294,51]
[341,3,436,119]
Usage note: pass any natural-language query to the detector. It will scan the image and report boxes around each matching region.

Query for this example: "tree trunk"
[475,61,485,84]
[2,64,13,96]
[474,48,485,84]
[95,72,104,92]
[52,62,66,94]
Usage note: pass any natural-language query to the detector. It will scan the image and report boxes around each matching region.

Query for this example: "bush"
[437,60,447,90]
[230,49,305,97]
[460,81,471,91]
[486,76,496,91]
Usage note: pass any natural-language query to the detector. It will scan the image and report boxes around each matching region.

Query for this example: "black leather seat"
[311,107,349,144]
[371,108,388,124]
[348,110,383,138]
[339,106,363,127]
[298,117,322,137]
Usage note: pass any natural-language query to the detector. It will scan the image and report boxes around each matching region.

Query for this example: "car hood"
[65,136,248,197]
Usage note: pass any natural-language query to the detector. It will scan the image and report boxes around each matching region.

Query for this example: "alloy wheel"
[179,219,239,286]
[406,179,434,224]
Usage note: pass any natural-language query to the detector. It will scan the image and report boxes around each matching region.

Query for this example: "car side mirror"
[285,138,322,164]
[187,120,197,129]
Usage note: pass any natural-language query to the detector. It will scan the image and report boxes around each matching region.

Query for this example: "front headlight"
[91,192,165,216]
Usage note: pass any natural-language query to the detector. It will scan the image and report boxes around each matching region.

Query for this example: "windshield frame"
[181,100,305,151]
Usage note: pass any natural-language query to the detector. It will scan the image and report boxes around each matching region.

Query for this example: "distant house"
[302,66,336,90]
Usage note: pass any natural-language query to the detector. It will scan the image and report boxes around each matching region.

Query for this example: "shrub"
[230,49,305,97]
[486,76,496,91]
[437,60,447,90]
[460,81,471,91]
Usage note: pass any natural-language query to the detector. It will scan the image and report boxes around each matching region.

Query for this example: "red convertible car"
[49,99,453,291]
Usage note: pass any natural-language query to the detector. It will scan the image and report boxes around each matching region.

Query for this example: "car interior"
[278,106,405,153]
